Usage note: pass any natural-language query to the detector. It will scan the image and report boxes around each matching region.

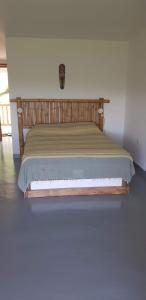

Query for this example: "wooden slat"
[25,183,129,198]
[50,101,60,124]
[0,63,7,68]
[0,118,2,141]
[0,104,11,126]
[11,98,110,103]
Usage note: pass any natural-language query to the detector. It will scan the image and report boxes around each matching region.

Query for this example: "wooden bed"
[11,97,130,197]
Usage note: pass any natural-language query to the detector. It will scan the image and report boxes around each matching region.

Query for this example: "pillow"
[27,122,101,138]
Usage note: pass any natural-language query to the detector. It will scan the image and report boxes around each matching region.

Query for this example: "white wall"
[124,28,146,171]
[6,38,128,154]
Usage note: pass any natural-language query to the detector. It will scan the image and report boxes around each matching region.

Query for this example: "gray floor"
[0,137,146,300]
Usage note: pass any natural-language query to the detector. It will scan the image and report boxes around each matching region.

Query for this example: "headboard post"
[98,98,104,131]
[16,97,24,157]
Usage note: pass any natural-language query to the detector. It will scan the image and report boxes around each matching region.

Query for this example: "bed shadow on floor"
[28,194,129,214]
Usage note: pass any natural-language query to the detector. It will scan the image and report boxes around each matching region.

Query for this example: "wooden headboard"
[11,98,110,156]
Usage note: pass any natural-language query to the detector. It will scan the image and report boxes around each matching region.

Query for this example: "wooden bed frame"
[11,97,129,197]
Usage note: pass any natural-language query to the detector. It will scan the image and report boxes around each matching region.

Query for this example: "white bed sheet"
[31,178,123,190]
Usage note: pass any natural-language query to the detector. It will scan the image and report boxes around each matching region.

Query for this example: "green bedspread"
[18,122,135,192]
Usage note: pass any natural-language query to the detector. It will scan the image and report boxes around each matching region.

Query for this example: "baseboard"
[134,162,146,179]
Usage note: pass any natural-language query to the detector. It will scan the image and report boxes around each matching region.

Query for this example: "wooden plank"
[0,118,2,141]
[0,63,7,68]
[0,104,11,126]
[16,97,24,157]
[11,98,110,104]
[25,184,129,198]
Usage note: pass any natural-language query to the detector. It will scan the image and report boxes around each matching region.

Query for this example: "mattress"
[18,122,135,192]
[30,178,123,190]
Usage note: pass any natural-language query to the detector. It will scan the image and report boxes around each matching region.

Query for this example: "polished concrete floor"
[0,137,146,300]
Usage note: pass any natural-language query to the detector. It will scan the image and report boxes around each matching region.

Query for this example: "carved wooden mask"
[59,64,65,89]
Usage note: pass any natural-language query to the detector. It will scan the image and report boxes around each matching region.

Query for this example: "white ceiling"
[0,0,146,60]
